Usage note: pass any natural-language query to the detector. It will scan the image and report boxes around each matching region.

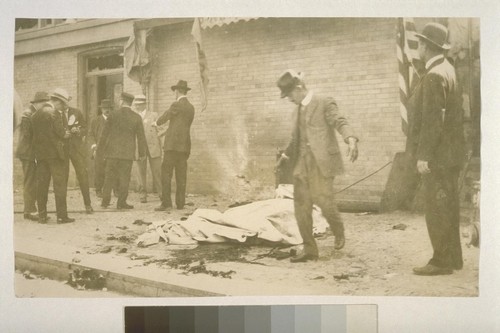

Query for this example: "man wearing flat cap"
[154,80,195,211]
[51,88,94,214]
[89,99,113,197]
[97,92,147,209]
[133,94,165,203]
[15,91,50,221]
[276,70,358,263]
[407,23,465,276]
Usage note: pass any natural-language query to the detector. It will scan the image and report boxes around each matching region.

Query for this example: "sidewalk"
[13,189,480,297]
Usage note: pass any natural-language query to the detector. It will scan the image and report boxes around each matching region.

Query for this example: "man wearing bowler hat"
[154,80,195,211]
[89,99,113,197]
[97,92,147,209]
[32,91,74,223]
[51,88,94,214]
[276,70,358,263]
[15,91,50,221]
[407,23,465,275]
[133,94,165,203]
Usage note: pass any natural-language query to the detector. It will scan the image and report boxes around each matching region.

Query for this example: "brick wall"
[152,18,405,207]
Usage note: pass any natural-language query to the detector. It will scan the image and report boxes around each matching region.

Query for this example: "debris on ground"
[392,223,408,231]
[129,253,152,260]
[333,273,350,281]
[99,246,112,253]
[228,201,253,208]
[116,226,128,230]
[106,235,135,243]
[22,270,39,280]
[67,268,106,290]
[133,219,152,226]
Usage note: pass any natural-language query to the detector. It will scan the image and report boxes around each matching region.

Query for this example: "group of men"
[16,23,464,275]
[16,79,195,224]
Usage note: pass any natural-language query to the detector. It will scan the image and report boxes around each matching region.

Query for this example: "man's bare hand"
[417,160,430,174]
[346,137,358,162]
[275,153,289,172]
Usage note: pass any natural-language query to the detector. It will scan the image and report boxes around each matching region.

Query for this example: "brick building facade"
[14,18,449,210]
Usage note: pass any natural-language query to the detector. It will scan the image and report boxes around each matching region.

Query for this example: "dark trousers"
[423,166,463,269]
[94,153,106,193]
[69,149,91,206]
[102,158,133,207]
[293,151,343,256]
[20,159,37,214]
[36,158,69,219]
[161,151,188,208]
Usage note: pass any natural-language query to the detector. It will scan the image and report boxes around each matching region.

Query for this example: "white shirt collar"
[177,95,187,102]
[102,114,108,120]
[140,109,147,118]
[301,90,313,107]
[425,54,444,69]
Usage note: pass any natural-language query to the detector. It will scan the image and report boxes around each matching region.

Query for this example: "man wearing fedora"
[89,99,113,197]
[154,80,195,211]
[32,92,74,224]
[407,23,465,276]
[15,91,50,221]
[276,70,358,263]
[98,92,147,209]
[133,94,165,203]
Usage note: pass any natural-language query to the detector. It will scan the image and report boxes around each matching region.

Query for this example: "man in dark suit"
[276,70,358,263]
[407,23,465,276]
[15,91,50,221]
[154,80,195,211]
[98,92,147,209]
[32,95,74,224]
[51,88,93,214]
[89,99,112,197]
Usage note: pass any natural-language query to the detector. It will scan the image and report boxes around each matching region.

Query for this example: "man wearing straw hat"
[407,23,465,276]
[50,88,94,214]
[15,91,50,221]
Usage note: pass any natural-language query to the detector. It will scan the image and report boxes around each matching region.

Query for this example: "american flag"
[396,18,419,135]
[191,18,209,112]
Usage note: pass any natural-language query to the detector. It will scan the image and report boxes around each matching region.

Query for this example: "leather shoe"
[413,264,452,276]
[334,235,345,250]
[38,216,49,224]
[24,213,39,221]
[452,261,463,270]
[117,203,134,209]
[290,253,318,263]
[155,205,171,211]
[85,205,94,214]
[57,217,75,224]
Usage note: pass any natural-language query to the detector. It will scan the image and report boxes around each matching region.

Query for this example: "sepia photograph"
[11,16,482,299]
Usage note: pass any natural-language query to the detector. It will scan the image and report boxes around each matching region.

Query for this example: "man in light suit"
[51,88,93,214]
[98,92,147,209]
[154,80,195,211]
[16,91,50,221]
[276,70,358,263]
[133,94,164,203]
[407,23,465,276]
[89,99,112,197]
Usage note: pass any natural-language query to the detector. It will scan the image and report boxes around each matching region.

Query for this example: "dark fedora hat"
[98,99,113,109]
[171,80,191,92]
[120,92,135,104]
[276,70,303,98]
[416,22,450,50]
[30,91,50,104]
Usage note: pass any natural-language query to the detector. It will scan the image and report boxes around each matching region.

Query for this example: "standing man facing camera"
[155,80,195,211]
[407,23,465,276]
[276,70,358,263]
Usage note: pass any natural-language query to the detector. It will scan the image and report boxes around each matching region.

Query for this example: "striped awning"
[198,17,259,29]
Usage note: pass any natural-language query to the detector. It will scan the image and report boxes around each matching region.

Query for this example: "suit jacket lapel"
[305,94,318,124]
